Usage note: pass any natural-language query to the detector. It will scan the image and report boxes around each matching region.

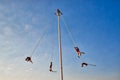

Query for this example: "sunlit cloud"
[24,24,32,32]
[2,26,14,36]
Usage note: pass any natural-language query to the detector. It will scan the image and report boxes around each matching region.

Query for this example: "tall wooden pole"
[56,9,63,80]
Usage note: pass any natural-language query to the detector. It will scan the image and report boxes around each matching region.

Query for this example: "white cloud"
[24,24,32,32]
[2,26,14,36]
[25,68,33,72]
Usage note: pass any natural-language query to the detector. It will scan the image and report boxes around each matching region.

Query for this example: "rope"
[50,38,56,61]
[30,26,50,57]
[50,46,54,61]
[61,16,77,47]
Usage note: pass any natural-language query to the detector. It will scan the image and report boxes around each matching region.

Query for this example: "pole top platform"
[55,9,62,16]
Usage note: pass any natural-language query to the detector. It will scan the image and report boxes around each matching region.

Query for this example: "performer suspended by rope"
[61,16,86,58]
[49,62,57,72]
[81,62,96,67]
[74,47,85,58]
[24,23,51,64]
[49,62,53,72]
[25,57,33,63]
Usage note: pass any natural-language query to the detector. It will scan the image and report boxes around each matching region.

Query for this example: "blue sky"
[0,0,120,80]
